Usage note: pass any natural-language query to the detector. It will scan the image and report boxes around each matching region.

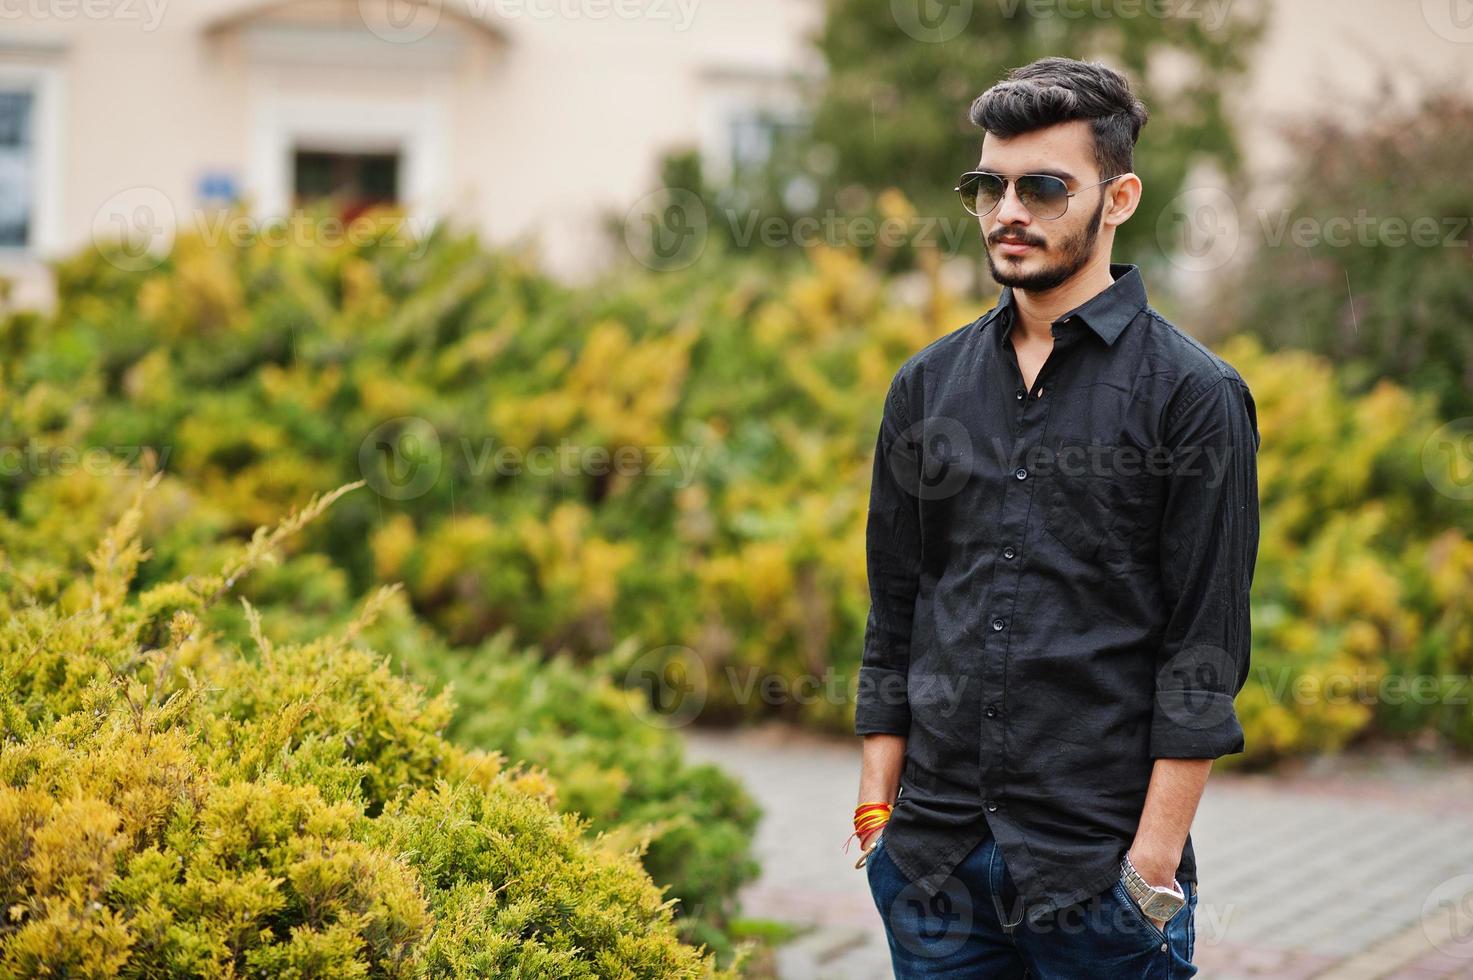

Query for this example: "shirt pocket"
[1041,438,1160,567]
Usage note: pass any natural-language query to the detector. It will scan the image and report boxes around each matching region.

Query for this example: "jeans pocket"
[1112,879,1168,946]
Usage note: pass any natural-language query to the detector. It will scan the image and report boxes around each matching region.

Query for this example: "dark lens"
[1016,175,1070,219]
[958,172,1003,216]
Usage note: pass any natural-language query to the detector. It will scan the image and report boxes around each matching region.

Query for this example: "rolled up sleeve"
[854,373,923,737]
[1149,375,1261,759]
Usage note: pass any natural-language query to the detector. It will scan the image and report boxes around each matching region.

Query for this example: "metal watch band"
[1120,854,1186,916]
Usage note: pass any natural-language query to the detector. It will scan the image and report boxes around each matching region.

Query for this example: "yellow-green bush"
[0,482,740,977]
[5,215,1472,763]
[1224,335,1473,758]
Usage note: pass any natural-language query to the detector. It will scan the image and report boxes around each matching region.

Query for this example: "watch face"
[1142,892,1186,919]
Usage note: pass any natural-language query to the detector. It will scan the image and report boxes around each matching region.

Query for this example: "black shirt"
[854,263,1260,924]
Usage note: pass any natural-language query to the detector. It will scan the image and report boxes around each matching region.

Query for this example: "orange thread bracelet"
[845,801,893,866]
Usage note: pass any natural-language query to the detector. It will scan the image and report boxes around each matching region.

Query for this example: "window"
[292,149,400,223]
[727,107,806,180]
[0,89,36,248]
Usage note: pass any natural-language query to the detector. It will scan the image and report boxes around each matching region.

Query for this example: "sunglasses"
[955,171,1123,220]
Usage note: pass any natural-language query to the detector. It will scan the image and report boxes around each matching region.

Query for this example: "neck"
[1010,253,1116,343]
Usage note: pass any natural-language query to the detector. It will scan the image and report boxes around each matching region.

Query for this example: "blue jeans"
[865,831,1198,978]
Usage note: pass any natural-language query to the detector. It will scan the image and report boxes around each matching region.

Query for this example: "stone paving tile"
[682,725,1473,979]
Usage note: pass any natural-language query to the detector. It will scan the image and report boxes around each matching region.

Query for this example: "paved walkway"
[682,725,1473,980]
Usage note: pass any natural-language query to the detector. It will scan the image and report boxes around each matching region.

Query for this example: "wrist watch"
[1119,853,1186,921]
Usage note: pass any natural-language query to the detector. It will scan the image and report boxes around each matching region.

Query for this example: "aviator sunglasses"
[955,170,1123,220]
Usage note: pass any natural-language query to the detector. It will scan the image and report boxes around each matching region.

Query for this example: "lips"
[996,239,1038,255]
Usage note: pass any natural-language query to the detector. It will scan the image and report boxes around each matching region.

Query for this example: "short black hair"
[968,57,1148,182]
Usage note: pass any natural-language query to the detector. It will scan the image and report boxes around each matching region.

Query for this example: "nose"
[991,178,1033,231]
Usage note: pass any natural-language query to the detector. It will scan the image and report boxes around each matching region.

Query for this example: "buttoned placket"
[981,318,1080,937]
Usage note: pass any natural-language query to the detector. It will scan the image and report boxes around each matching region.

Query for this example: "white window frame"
[0,59,64,259]
[248,91,448,225]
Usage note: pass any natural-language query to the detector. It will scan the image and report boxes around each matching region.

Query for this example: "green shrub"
[5,212,1473,764]
[0,483,740,978]
[1217,87,1473,418]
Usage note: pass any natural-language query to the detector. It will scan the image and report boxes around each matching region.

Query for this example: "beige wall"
[0,0,1467,309]
[0,0,823,307]
[1154,0,1473,302]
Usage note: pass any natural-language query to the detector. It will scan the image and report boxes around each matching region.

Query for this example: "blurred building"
[0,0,1468,308]
[0,0,823,306]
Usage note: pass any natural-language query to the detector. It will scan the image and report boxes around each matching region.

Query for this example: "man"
[853,57,1260,977]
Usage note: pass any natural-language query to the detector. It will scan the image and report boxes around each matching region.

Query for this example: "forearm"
[1129,757,1212,882]
[858,733,906,806]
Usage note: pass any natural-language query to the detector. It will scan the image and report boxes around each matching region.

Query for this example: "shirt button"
[1014,467,1028,480]
[1002,546,1015,559]
[987,800,999,812]
[1160,942,1168,952]
[985,704,998,718]
[991,618,1005,631]
[1015,388,1025,400]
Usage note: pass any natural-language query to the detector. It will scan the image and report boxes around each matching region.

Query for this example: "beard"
[983,193,1105,292]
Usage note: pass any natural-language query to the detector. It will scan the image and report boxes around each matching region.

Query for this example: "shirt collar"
[992,263,1147,348]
